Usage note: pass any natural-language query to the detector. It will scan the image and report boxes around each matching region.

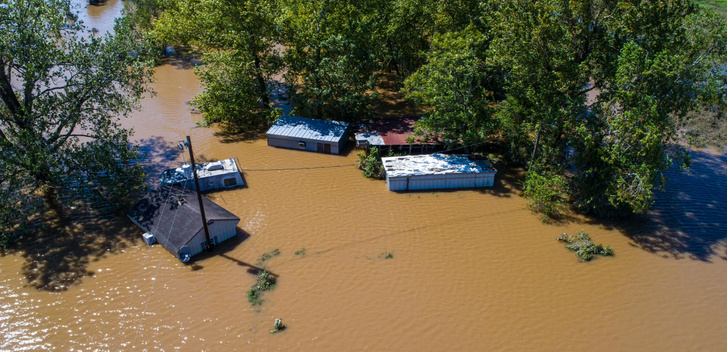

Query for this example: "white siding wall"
[187,219,240,256]
[267,136,344,154]
[387,173,496,191]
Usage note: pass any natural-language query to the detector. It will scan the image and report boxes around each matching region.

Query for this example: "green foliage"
[277,0,379,121]
[379,251,394,259]
[270,318,286,333]
[294,248,306,256]
[247,270,277,305]
[193,50,268,131]
[404,25,501,149]
[257,248,281,265]
[522,170,567,223]
[557,231,614,261]
[356,147,385,179]
[152,0,280,133]
[0,0,153,246]
[247,248,281,305]
[489,0,726,217]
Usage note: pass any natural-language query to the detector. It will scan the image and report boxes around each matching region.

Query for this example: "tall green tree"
[0,0,152,241]
[404,25,501,148]
[489,0,725,217]
[153,0,280,131]
[277,0,380,121]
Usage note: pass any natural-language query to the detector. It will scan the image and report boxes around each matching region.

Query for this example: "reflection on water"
[0,2,725,351]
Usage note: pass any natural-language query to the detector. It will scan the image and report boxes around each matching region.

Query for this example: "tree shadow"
[563,150,727,262]
[160,48,203,69]
[4,206,143,291]
[136,136,185,184]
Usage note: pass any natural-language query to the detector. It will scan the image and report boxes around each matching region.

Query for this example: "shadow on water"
[568,150,727,262]
[623,150,727,262]
[136,136,185,184]
[5,207,143,292]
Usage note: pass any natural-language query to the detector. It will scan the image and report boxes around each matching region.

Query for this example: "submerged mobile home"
[266,115,350,154]
[381,154,497,191]
[160,158,244,192]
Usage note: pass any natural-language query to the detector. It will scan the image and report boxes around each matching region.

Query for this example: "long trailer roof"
[266,115,349,142]
[381,154,496,178]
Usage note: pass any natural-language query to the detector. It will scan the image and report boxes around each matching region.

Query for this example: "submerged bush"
[557,231,613,261]
[248,270,277,305]
[522,170,568,222]
[357,146,386,179]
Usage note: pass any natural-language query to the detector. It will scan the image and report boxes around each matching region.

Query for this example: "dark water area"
[633,150,728,261]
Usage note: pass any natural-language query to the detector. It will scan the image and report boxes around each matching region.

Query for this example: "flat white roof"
[381,154,496,178]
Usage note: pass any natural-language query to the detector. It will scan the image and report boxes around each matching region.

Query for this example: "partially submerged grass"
[557,231,613,261]
[248,270,276,305]
[248,249,281,306]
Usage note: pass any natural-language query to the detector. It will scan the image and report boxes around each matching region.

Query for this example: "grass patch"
[248,249,281,306]
[248,270,276,305]
[256,248,280,266]
[557,231,613,261]
[379,251,394,259]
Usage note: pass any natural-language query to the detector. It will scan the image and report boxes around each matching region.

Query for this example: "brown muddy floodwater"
[0,4,726,351]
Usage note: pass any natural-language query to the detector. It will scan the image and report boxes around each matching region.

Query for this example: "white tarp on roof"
[381,153,496,177]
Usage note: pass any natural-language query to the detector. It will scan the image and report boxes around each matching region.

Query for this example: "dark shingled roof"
[127,185,240,256]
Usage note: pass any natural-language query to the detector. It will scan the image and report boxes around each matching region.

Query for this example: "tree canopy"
[139,0,725,219]
[0,0,153,243]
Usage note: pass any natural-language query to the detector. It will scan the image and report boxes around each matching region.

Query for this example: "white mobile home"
[160,158,244,192]
[127,186,240,261]
[266,116,350,154]
[381,154,497,191]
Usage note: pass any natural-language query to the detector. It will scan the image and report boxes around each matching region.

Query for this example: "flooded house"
[381,153,497,191]
[127,185,240,262]
[160,158,244,192]
[266,115,350,154]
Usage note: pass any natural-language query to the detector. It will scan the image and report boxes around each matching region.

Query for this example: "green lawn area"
[693,0,726,16]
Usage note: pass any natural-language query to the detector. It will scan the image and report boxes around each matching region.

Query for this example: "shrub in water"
[557,231,613,261]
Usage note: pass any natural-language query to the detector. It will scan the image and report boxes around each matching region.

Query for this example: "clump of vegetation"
[522,170,568,222]
[257,248,280,266]
[294,248,306,256]
[248,270,276,305]
[357,147,386,179]
[270,318,286,333]
[379,251,394,259]
[557,231,613,261]
[248,249,281,305]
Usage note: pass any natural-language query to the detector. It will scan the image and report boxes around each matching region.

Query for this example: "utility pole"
[185,136,213,251]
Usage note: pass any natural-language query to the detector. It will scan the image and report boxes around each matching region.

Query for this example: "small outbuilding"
[127,186,241,261]
[266,115,350,154]
[381,153,497,191]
